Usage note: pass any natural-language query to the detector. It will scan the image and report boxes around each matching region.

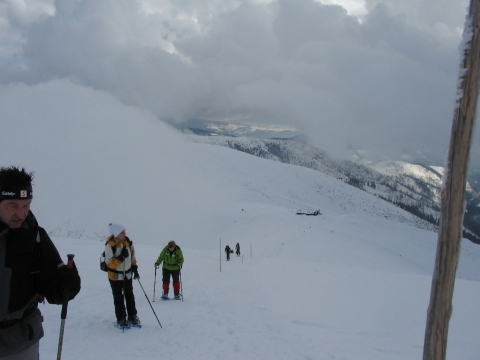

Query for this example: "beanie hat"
[0,166,34,202]
[109,223,125,237]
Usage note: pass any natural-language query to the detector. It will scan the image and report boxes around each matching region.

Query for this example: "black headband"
[0,186,33,201]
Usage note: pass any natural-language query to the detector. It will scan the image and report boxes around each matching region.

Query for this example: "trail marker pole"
[423,1,480,359]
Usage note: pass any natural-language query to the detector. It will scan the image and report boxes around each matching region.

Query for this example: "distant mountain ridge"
[181,119,302,139]
[188,134,480,243]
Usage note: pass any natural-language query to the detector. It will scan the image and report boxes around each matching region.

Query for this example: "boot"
[128,315,141,325]
[116,317,129,328]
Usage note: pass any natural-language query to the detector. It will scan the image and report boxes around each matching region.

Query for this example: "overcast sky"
[0,0,474,165]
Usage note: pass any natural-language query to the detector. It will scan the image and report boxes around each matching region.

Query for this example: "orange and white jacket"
[105,235,137,281]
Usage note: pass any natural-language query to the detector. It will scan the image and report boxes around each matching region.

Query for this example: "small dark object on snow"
[296,209,321,216]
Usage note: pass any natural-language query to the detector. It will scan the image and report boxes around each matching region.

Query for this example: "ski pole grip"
[66,254,75,269]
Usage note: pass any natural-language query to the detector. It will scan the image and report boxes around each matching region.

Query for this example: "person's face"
[116,230,126,242]
[0,199,32,229]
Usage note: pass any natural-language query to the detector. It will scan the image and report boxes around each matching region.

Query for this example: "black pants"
[162,268,180,295]
[162,268,180,283]
[225,251,230,260]
[109,278,137,321]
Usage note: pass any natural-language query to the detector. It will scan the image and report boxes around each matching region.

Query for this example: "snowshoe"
[114,319,130,330]
[128,315,142,328]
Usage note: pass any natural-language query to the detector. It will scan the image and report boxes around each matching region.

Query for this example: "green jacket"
[156,245,184,271]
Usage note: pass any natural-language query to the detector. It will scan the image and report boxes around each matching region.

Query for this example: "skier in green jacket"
[154,240,184,300]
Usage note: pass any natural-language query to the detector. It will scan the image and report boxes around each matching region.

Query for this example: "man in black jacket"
[0,166,81,359]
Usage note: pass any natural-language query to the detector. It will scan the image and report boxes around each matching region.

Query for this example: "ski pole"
[122,267,126,333]
[179,268,184,302]
[56,254,74,360]
[153,266,157,302]
[136,278,162,328]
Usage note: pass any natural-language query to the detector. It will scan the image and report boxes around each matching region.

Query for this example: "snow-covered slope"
[1,80,480,359]
[189,135,480,242]
[371,161,442,181]
[0,80,437,242]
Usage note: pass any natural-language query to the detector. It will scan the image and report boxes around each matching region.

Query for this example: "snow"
[1,80,480,359]
[369,161,443,186]
[38,227,480,360]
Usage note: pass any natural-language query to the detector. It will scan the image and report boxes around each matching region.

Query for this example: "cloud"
[0,79,241,241]
[0,0,474,164]
[364,0,467,31]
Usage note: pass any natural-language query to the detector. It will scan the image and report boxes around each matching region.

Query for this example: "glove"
[117,247,129,262]
[132,265,140,280]
[154,262,159,268]
[60,264,80,292]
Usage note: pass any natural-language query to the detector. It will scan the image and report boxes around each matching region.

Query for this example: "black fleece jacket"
[0,211,81,356]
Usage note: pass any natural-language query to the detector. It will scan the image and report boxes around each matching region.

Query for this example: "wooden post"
[423,1,480,359]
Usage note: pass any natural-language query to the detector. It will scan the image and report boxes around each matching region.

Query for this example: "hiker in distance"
[0,166,81,359]
[105,223,141,328]
[225,245,232,261]
[154,240,184,300]
[235,243,240,257]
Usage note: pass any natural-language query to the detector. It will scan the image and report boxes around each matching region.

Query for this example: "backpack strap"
[103,239,117,260]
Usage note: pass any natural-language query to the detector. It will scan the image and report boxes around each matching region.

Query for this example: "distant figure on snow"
[235,243,240,257]
[154,240,184,300]
[105,223,141,328]
[225,245,232,261]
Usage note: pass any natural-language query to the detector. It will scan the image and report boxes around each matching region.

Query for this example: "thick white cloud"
[0,0,474,164]
[364,0,467,31]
